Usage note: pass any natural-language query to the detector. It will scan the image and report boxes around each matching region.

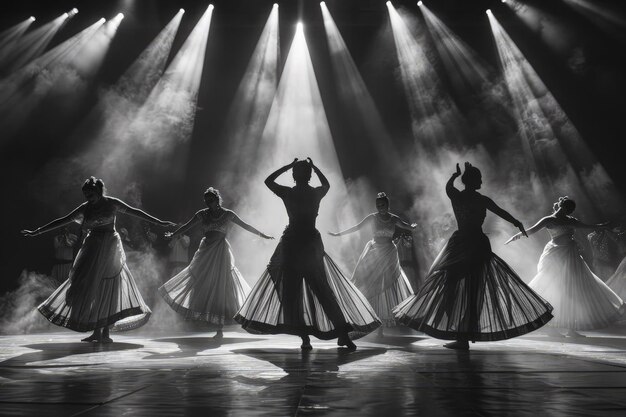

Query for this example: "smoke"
[0,270,56,334]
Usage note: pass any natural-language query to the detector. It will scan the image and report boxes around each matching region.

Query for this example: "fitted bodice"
[198,209,233,235]
[546,224,575,241]
[373,214,396,240]
[450,191,486,234]
[281,187,323,232]
[78,198,124,232]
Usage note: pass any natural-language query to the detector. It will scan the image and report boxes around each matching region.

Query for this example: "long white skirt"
[38,230,151,332]
[530,239,624,330]
[159,233,250,325]
[352,239,413,326]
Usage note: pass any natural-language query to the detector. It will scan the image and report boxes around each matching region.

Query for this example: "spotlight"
[29,16,36,21]
[67,8,78,17]
[386,1,392,6]
[501,0,507,3]
[116,12,125,19]
[273,3,279,8]
[320,1,325,5]
[62,12,69,18]
[179,8,185,14]
[486,9,492,15]
[100,17,106,23]
[418,1,423,6]
[296,21,303,31]
[209,4,214,10]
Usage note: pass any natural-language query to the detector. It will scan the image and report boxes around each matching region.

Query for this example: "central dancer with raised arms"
[235,158,380,350]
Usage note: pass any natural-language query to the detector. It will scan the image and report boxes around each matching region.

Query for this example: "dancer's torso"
[80,198,122,233]
[450,191,486,235]
[198,209,232,237]
[546,223,575,246]
[281,186,323,234]
[372,214,395,243]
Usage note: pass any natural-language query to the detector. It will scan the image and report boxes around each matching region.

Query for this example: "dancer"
[507,196,624,336]
[235,158,381,350]
[328,192,415,336]
[394,163,553,350]
[167,233,190,277]
[21,177,174,343]
[159,187,273,338]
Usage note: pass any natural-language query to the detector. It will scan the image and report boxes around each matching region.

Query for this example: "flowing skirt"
[50,261,73,284]
[394,231,553,341]
[38,230,151,332]
[607,256,626,300]
[158,233,250,325]
[530,240,624,330]
[352,239,413,326]
[234,228,381,340]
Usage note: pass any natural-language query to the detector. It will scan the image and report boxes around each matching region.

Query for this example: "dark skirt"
[234,227,381,340]
[394,231,553,341]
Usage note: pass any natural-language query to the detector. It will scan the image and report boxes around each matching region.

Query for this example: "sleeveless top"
[280,187,324,232]
[373,214,395,242]
[76,198,125,232]
[198,209,233,235]
[546,224,575,242]
[450,192,487,234]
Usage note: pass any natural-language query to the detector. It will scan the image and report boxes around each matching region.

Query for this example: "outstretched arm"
[446,163,462,199]
[21,204,85,237]
[265,159,297,195]
[166,212,201,239]
[571,218,610,230]
[505,216,550,244]
[393,215,418,231]
[231,212,274,239]
[483,196,528,238]
[328,214,373,237]
[113,198,175,227]
[308,158,330,197]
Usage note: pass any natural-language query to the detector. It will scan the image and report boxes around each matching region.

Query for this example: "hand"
[164,232,175,239]
[453,163,461,177]
[516,222,528,238]
[328,231,340,237]
[410,223,418,229]
[288,158,298,167]
[259,233,274,240]
[504,234,521,245]
[21,229,38,237]
[306,157,314,167]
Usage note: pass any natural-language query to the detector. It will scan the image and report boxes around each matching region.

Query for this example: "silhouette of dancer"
[507,196,624,337]
[21,177,175,343]
[394,163,553,350]
[329,192,415,337]
[159,187,273,339]
[235,158,381,350]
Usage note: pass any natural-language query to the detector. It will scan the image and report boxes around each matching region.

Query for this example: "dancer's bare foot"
[338,334,356,351]
[81,333,99,342]
[214,329,224,339]
[444,340,469,350]
[300,335,312,350]
[100,336,113,344]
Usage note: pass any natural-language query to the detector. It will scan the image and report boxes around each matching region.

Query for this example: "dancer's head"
[292,160,312,184]
[556,196,576,215]
[204,187,222,209]
[375,192,390,215]
[82,176,105,203]
[461,162,482,190]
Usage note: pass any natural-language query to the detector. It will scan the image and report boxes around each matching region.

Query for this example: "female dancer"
[394,163,553,350]
[159,187,273,338]
[235,158,381,350]
[507,196,624,336]
[21,177,174,343]
[328,192,415,336]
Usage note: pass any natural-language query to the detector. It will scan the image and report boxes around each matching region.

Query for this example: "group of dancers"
[21,159,626,350]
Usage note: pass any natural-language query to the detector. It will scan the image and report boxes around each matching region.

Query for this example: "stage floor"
[2,328,626,416]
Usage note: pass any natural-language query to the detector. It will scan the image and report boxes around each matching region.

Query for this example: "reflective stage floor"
[2,328,626,416]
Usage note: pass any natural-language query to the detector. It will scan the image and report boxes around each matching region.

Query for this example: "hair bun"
[377,192,387,199]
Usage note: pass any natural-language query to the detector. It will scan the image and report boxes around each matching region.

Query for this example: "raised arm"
[308,158,330,197]
[166,212,201,239]
[265,159,297,195]
[113,198,174,227]
[505,216,551,244]
[328,214,374,237]
[393,214,418,231]
[21,204,85,237]
[446,163,462,199]
[483,196,528,238]
[230,211,273,239]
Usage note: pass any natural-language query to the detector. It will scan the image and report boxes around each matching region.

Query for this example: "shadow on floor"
[142,337,264,360]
